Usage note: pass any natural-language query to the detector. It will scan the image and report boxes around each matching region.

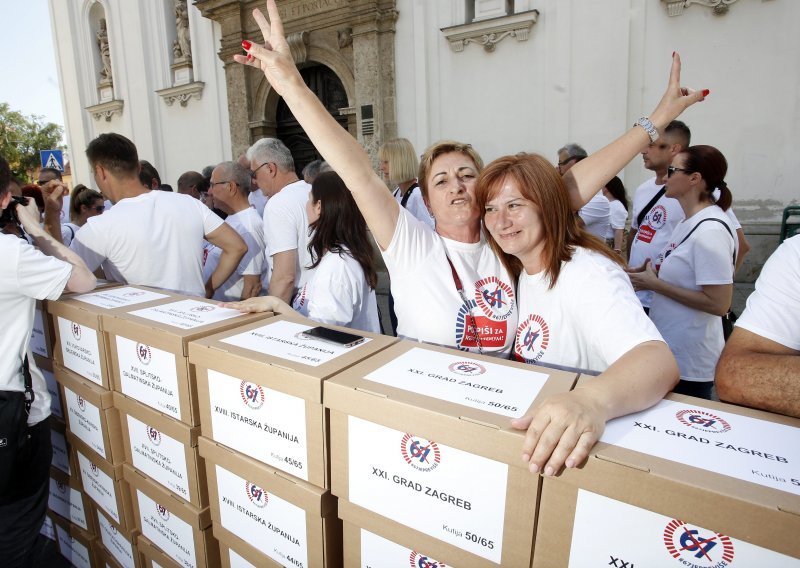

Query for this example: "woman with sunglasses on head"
[225,171,380,333]
[627,145,737,400]
[237,1,705,472]
[61,184,105,246]
[477,153,678,476]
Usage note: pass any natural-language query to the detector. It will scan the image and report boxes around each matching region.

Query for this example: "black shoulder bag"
[0,355,35,494]
[400,182,420,208]
[665,217,738,341]
[635,186,667,229]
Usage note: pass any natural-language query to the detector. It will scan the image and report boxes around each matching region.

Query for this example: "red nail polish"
[702,89,710,97]
[242,40,252,50]
[672,51,675,57]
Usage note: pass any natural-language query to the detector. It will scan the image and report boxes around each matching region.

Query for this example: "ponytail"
[714,180,732,212]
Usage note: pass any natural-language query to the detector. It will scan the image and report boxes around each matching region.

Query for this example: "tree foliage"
[0,102,64,181]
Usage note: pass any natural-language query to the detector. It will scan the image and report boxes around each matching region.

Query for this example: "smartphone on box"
[301,326,366,348]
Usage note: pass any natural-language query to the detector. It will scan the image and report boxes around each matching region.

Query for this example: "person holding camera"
[0,155,96,567]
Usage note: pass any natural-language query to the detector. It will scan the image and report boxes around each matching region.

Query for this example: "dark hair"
[604,176,628,211]
[70,184,104,221]
[138,160,161,188]
[476,153,623,288]
[664,120,691,148]
[21,185,45,212]
[39,167,63,181]
[679,145,732,211]
[86,133,140,178]
[307,171,377,289]
[0,155,9,197]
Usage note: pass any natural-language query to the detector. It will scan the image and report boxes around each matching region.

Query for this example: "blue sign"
[40,149,64,171]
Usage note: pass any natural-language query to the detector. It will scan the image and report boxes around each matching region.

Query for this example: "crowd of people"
[1,1,797,564]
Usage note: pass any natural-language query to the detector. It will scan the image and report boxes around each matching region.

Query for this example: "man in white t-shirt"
[627,120,691,310]
[247,138,312,303]
[716,235,800,418]
[204,161,266,301]
[55,133,247,297]
[0,155,96,566]
[557,143,611,239]
[37,167,70,224]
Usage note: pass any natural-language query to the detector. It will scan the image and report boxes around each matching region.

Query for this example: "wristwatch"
[634,117,659,143]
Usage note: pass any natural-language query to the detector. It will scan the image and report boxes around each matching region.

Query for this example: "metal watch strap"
[634,117,659,143]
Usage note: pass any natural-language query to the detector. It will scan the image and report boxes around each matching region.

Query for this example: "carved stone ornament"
[156,81,205,107]
[86,99,124,122]
[287,31,309,64]
[337,27,353,49]
[441,10,539,53]
[662,0,740,16]
[174,0,192,61]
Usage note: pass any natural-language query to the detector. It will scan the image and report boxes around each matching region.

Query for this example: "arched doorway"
[276,64,349,177]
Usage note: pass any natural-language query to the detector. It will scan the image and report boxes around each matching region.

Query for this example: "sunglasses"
[667,166,693,178]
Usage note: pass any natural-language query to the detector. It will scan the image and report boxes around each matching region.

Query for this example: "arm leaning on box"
[512,340,678,477]
[222,295,296,316]
[716,328,800,419]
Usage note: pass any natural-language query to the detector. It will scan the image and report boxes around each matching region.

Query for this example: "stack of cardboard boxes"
[188,314,395,567]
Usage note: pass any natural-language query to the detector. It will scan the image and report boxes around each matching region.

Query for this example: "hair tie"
[717,180,727,190]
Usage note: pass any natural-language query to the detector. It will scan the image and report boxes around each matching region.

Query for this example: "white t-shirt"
[578,191,611,240]
[393,184,434,229]
[61,222,80,247]
[649,206,737,382]
[0,234,72,425]
[629,177,684,307]
[70,190,223,297]
[383,209,517,356]
[736,234,800,350]
[292,248,380,333]
[202,207,265,302]
[605,199,628,240]
[515,247,663,373]
[248,190,268,218]
[263,179,313,295]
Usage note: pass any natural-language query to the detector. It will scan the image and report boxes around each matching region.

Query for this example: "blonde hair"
[417,140,484,201]
[378,138,419,185]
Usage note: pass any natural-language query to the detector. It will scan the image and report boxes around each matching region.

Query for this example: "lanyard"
[445,254,484,355]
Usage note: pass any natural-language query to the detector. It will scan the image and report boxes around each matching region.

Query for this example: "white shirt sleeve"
[691,223,735,286]
[69,221,107,273]
[265,196,303,256]
[736,236,800,350]
[199,200,225,237]
[610,201,628,230]
[16,241,72,300]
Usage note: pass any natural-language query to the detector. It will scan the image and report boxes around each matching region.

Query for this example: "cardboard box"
[199,436,342,568]
[531,394,800,566]
[50,416,75,476]
[71,432,135,531]
[94,542,127,568]
[124,463,219,568]
[190,315,395,487]
[36,354,64,420]
[342,521,453,568]
[57,362,125,464]
[137,534,183,568]
[103,298,272,426]
[51,513,97,568]
[48,285,177,389]
[31,299,55,359]
[116,392,207,508]
[324,341,577,567]
[49,465,96,535]
[95,503,142,568]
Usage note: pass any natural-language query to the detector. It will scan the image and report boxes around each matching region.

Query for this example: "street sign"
[40,149,64,172]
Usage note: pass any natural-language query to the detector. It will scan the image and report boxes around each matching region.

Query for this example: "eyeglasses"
[667,166,692,178]
[557,157,576,167]
[250,162,271,178]
[209,180,231,187]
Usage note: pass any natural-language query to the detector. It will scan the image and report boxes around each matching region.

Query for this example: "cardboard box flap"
[190,313,395,373]
[123,463,211,530]
[587,392,800,513]
[113,392,197,445]
[103,298,271,357]
[198,436,331,514]
[68,433,125,480]
[137,534,183,568]
[47,285,176,330]
[55,363,115,408]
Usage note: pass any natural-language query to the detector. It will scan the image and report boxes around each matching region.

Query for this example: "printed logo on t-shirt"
[663,519,735,567]
[454,299,507,351]
[474,276,515,321]
[637,205,669,244]
[409,552,447,568]
[400,433,440,472]
[293,284,308,310]
[514,314,550,364]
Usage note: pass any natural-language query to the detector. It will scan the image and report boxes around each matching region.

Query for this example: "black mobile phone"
[301,326,365,348]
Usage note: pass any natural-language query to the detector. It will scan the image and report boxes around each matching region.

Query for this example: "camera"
[0,195,30,229]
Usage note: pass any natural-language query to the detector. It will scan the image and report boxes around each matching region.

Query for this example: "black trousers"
[0,418,52,568]
[673,379,714,401]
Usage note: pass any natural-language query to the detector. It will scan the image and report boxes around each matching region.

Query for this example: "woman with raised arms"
[237,0,706,474]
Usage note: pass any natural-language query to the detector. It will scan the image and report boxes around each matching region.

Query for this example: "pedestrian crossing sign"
[40,149,64,172]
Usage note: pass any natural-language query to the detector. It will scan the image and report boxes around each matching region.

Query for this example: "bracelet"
[634,117,659,143]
